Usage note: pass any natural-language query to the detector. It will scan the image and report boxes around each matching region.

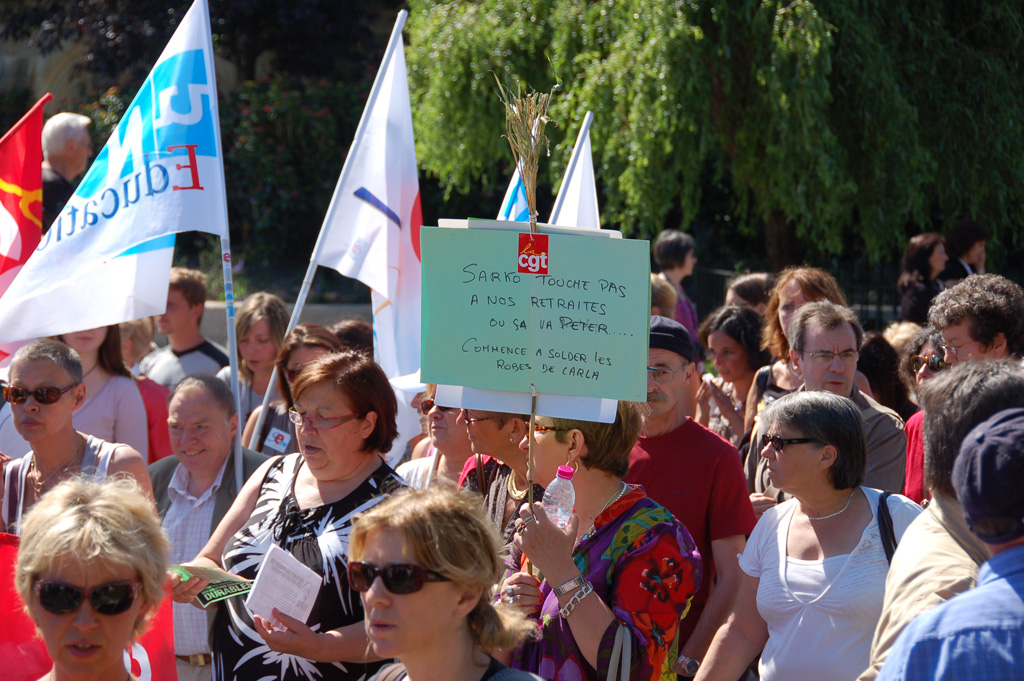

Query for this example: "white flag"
[0,0,226,343]
[314,27,422,462]
[549,112,600,230]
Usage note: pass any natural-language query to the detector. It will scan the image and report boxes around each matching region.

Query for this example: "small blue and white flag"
[497,166,530,222]
[0,0,226,343]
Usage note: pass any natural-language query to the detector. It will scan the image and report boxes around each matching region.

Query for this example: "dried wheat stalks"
[494,76,553,234]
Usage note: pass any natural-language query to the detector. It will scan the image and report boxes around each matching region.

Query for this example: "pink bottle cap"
[555,465,574,480]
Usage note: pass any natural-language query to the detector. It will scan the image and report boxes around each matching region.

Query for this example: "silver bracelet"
[558,581,594,618]
[553,573,586,597]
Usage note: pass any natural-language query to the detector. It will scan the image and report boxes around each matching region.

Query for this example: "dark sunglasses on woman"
[911,355,948,373]
[4,383,78,405]
[34,579,140,615]
[761,434,818,452]
[418,399,457,415]
[348,562,449,594]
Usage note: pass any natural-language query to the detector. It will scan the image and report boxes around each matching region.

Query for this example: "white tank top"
[2,435,118,535]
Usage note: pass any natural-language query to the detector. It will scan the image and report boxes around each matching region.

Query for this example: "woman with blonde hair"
[350,487,542,681]
[217,291,289,421]
[15,476,168,681]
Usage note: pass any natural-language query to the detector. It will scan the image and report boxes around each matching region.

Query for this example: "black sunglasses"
[761,434,819,451]
[34,579,140,616]
[911,355,948,373]
[348,562,449,594]
[418,399,457,415]
[4,383,78,405]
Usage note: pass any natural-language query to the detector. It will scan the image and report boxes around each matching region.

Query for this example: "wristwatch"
[677,654,701,677]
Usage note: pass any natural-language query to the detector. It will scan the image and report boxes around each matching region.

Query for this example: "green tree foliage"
[1,0,379,84]
[406,0,1024,266]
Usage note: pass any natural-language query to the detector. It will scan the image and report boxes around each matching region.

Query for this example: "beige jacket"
[747,386,907,498]
[856,493,989,681]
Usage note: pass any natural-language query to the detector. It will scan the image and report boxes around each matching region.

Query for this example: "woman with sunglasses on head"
[396,386,474,489]
[242,323,343,455]
[897,326,948,504]
[1,340,152,535]
[457,408,545,555]
[15,476,167,681]
[499,401,701,680]
[348,487,543,681]
[171,350,404,681]
[695,391,920,681]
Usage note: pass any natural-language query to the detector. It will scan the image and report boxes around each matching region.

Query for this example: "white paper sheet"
[244,544,322,628]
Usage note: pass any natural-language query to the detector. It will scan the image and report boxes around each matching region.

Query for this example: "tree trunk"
[765,210,803,272]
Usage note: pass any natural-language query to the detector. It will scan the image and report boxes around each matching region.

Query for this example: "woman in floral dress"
[499,401,702,681]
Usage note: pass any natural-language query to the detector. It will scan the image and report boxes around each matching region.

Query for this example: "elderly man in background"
[41,112,93,231]
[149,374,266,681]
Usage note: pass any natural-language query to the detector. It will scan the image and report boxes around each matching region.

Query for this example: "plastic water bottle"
[542,465,576,529]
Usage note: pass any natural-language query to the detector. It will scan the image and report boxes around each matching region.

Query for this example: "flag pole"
[250,9,410,449]
[548,111,594,224]
[199,0,245,488]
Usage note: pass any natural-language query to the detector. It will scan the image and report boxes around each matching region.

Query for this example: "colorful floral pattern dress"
[510,486,702,681]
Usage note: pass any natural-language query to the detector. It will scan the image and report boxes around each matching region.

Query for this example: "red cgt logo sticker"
[518,233,549,274]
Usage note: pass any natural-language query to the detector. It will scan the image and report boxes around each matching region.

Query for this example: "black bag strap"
[755,365,772,403]
[877,491,898,564]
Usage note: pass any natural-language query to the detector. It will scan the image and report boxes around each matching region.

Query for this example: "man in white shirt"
[149,374,266,681]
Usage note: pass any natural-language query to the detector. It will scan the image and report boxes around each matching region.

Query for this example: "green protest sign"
[421,226,650,400]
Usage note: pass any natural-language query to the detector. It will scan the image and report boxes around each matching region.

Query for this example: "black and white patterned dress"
[212,453,403,681]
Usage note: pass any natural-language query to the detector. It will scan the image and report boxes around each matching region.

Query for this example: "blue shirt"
[877,543,1024,681]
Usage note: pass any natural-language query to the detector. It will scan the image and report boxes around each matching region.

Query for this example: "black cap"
[649,315,696,362]
[953,407,1024,543]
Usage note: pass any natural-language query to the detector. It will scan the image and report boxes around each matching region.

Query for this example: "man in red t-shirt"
[625,315,757,678]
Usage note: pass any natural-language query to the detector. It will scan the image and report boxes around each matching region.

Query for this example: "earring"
[509,435,515,443]
[564,455,579,474]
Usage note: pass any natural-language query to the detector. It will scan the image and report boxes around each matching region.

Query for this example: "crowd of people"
[4,218,1024,681]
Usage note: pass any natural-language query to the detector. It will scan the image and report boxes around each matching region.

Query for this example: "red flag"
[0,533,178,681]
[0,94,51,296]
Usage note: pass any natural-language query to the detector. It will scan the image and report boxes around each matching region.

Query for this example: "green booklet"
[169,565,253,608]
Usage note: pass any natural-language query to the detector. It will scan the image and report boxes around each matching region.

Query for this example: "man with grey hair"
[748,301,906,508]
[150,374,266,681]
[41,112,93,231]
[857,360,1024,680]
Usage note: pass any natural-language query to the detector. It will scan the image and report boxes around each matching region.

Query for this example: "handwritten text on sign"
[421,227,650,400]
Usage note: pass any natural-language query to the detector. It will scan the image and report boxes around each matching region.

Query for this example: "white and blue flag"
[497,167,530,222]
[0,0,225,343]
